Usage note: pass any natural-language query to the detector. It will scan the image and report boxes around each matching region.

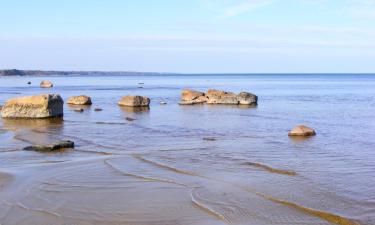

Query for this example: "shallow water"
[0,74,374,225]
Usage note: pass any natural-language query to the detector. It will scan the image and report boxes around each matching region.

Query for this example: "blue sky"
[1,0,375,73]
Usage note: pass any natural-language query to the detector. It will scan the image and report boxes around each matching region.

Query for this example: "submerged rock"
[203,137,216,141]
[94,108,103,111]
[23,140,74,152]
[288,125,316,137]
[125,117,136,121]
[67,95,92,105]
[179,89,207,105]
[160,101,167,105]
[74,108,84,112]
[118,96,150,107]
[40,80,53,88]
[1,94,64,118]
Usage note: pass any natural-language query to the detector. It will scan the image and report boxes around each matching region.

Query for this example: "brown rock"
[288,125,316,137]
[206,89,258,105]
[118,96,150,107]
[1,94,64,118]
[206,89,238,104]
[179,89,207,105]
[40,80,53,88]
[67,95,92,105]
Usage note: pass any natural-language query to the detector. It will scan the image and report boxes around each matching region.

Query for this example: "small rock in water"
[27,81,31,85]
[288,125,316,137]
[74,108,84,112]
[138,82,145,85]
[125,117,136,121]
[23,140,74,152]
[40,80,53,88]
[160,101,167,105]
[94,108,103,111]
[67,95,92,105]
[118,96,150,107]
[203,137,216,141]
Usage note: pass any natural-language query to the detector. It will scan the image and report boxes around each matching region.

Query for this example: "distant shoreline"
[1,69,375,76]
[0,69,171,76]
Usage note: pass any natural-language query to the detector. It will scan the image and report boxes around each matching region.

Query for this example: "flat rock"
[288,125,316,136]
[67,95,92,105]
[23,140,74,152]
[179,89,207,105]
[118,96,150,107]
[94,108,103,111]
[1,94,64,118]
[40,80,53,88]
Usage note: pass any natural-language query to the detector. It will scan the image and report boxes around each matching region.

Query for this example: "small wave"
[255,192,361,225]
[191,188,230,223]
[133,154,199,177]
[104,158,189,187]
[243,162,297,176]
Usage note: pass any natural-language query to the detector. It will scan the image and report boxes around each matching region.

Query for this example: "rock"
[206,89,258,105]
[206,89,239,104]
[125,117,136,121]
[23,140,74,152]
[1,94,64,118]
[203,137,216,141]
[237,92,258,105]
[40,80,53,88]
[94,108,103,111]
[27,81,31,85]
[179,89,207,105]
[74,108,84,112]
[118,96,150,107]
[67,95,92,105]
[160,101,167,105]
[288,125,316,137]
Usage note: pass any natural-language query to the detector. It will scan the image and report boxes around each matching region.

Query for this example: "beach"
[0,74,374,225]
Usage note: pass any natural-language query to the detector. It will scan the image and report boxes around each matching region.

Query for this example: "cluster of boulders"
[0,93,151,119]
[0,87,316,138]
[179,89,258,105]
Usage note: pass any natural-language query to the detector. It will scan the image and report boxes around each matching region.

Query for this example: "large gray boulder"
[237,92,258,105]
[1,94,64,118]
[118,96,150,107]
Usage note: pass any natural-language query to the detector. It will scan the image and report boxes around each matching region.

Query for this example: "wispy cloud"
[222,0,273,18]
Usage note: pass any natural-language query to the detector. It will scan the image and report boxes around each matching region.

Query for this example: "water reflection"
[120,106,150,114]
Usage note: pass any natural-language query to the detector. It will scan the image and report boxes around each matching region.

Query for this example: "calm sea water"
[0,74,374,225]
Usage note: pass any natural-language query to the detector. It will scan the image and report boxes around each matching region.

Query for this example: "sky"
[1,0,375,73]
